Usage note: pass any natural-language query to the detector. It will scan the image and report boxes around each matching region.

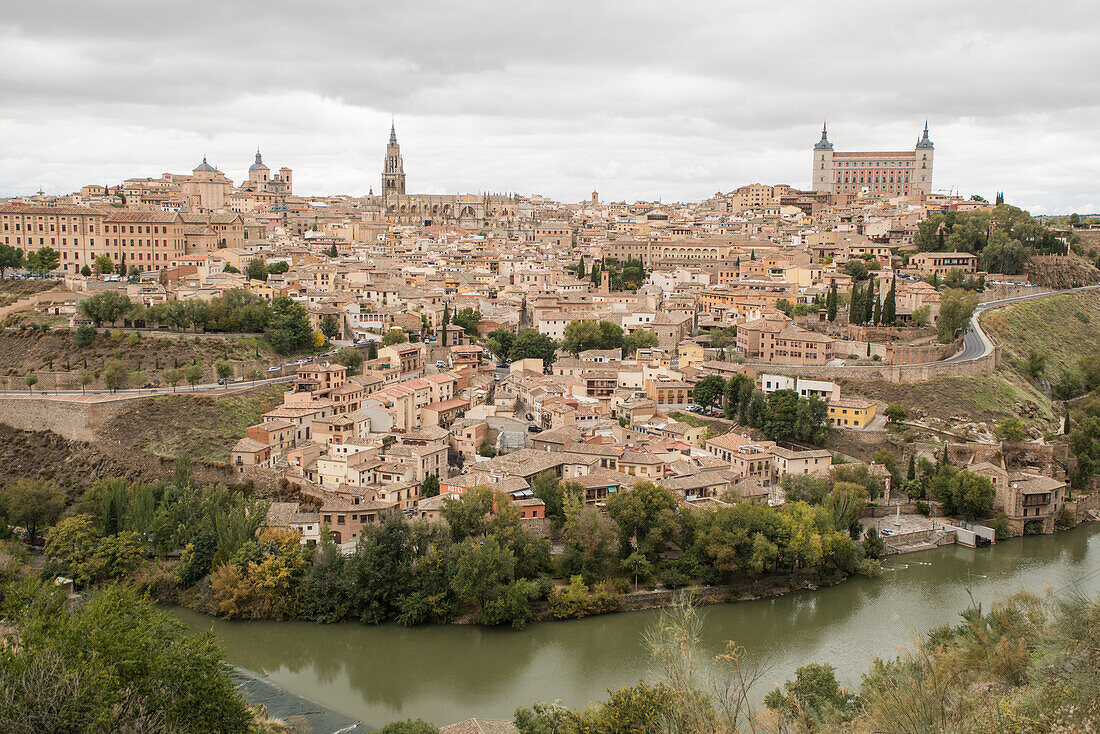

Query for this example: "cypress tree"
[577,256,585,279]
[873,292,882,325]
[882,276,897,325]
[827,280,838,321]
[940,443,949,466]
[442,303,450,347]
[907,453,916,481]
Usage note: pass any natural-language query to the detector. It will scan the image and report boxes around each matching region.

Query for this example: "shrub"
[915,500,931,516]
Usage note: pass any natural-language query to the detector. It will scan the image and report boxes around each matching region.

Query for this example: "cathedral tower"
[382,121,406,200]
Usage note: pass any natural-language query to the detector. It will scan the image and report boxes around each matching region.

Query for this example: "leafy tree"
[79,291,133,326]
[621,551,653,590]
[782,474,832,505]
[92,254,114,274]
[382,328,408,346]
[163,367,183,391]
[45,514,144,585]
[0,243,24,276]
[244,367,261,383]
[0,582,254,733]
[510,328,557,366]
[561,319,604,355]
[2,477,65,542]
[335,347,364,374]
[245,257,268,282]
[80,264,92,277]
[102,360,125,391]
[605,482,678,561]
[723,374,750,420]
[367,341,378,360]
[265,295,312,354]
[863,526,885,559]
[209,289,271,333]
[691,375,726,408]
[531,472,578,530]
[621,328,658,356]
[73,323,96,347]
[420,474,440,498]
[936,288,979,343]
[560,493,616,584]
[23,373,37,393]
[79,369,95,394]
[929,466,995,520]
[214,360,233,386]
[1025,349,1046,378]
[996,417,1027,442]
[451,307,482,337]
[451,535,515,614]
[25,246,60,275]
[762,389,800,442]
[320,313,341,339]
[884,403,908,425]
[765,662,857,728]
[843,260,869,281]
[183,363,204,390]
[912,304,932,326]
[486,328,516,361]
[265,260,290,275]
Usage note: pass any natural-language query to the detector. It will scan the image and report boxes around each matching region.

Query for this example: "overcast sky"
[2,1,1097,213]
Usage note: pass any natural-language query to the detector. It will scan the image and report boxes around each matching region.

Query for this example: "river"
[173,524,1100,730]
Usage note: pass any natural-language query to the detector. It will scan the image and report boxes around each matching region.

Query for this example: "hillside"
[981,288,1100,380]
[98,382,288,462]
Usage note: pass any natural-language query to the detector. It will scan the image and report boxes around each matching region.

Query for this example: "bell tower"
[382,120,406,201]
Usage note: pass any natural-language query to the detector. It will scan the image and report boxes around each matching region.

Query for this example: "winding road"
[942,284,1100,364]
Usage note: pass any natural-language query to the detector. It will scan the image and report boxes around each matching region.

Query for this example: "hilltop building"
[811,122,934,198]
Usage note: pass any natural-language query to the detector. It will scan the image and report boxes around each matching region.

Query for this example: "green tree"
[441,303,450,347]
[25,246,60,275]
[936,288,979,343]
[1026,349,1046,378]
[723,374,749,420]
[510,328,557,366]
[560,493,616,584]
[79,291,133,326]
[826,280,838,321]
[691,375,726,409]
[0,582,253,733]
[320,313,341,339]
[265,260,290,275]
[2,477,65,542]
[881,277,896,325]
[265,295,312,354]
[335,347,364,374]
[101,360,125,392]
[621,328,658,356]
[73,323,96,347]
[451,307,482,337]
[884,403,908,425]
[382,328,408,346]
[79,369,95,394]
[214,359,233,386]
[0,243,23,277]
[843,260,869,281]
[45,514,145,585]
[996,417,1027,442]
[575,255,586,279]
[762,389,800,442]
[80,264,92,277]
[486,328,516,361]
[23,373,37,393]
[605,482,678,561]
[183,362,204,390]
[561,319,604,355]
[163,367,183,391]
[765,662,857,727]
[863,526,885,559]
[367,340,378,360]
[420,474,440,498]
[451,535,515,614]
[621,551,652,590]
[245,257,268,282]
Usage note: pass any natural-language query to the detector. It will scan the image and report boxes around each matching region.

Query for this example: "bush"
[915,500,931,516]
[549,576,622,619]
[72,324,96,347]
[990,511,1011,540]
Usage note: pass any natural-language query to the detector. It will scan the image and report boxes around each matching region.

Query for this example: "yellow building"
[828,398,877,428]
[247,279,277,302]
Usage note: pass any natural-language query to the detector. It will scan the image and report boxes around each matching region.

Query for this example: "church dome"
[249,149,269,172]
[193,155,217,172]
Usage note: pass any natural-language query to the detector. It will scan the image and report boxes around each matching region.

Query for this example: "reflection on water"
[173,525,1100,727]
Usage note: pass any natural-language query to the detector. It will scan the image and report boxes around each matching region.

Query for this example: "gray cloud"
[1,0,1098,212]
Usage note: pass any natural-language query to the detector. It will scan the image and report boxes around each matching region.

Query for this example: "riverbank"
[172,524,1100,727]
[232,667,367,734]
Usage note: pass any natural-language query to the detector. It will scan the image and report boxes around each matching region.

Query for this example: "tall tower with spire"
[811,121,834,193]
[382,120,406,201]
[913,121,934,197]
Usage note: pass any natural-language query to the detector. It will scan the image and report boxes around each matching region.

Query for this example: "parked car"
[267,366,280,372]
[527,425,542,433]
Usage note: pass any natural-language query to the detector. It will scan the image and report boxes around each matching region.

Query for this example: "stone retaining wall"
[748,344,1000,384]
[616,569,841,613]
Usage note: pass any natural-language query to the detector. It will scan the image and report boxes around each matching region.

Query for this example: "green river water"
[173,524,1100,729]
